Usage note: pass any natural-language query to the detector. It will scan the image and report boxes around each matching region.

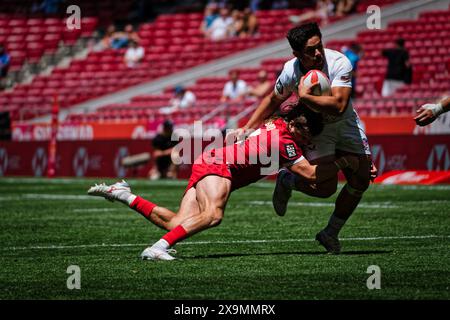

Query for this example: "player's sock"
[151,238,170,251]
[161,225,188,247]
[324,214,346,238]
[130,196,157,220]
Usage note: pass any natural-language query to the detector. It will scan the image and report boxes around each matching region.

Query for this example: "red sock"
[162,225,188,246]
[130,196,157,220]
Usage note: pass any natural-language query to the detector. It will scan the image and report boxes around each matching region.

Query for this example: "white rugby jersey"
[274,48,356,123]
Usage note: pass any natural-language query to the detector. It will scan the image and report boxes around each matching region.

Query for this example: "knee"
[348,174,371,193]
[204,209,223,227]
[315,182,338,198]
[346,179,370,197]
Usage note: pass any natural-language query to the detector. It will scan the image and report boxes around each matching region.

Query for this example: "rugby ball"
[301,70,331,96]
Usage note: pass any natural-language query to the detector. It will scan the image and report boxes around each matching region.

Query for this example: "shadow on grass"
[181,250,392,260]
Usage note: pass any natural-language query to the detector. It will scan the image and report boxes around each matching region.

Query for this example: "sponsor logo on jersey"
[285,144,297,158]
[276,79,283,95]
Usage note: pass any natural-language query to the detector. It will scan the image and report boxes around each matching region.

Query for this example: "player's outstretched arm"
[289,155,358,183]
[414,97,450,126]
[226,91,285,141]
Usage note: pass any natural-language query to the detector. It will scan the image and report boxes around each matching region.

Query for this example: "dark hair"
[286,22,322,52]
[349,42,361,53]
[276,101,324,136]
[396,38,405,47]
[163,120,173,130]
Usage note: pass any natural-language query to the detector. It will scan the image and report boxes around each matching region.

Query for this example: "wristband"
[429,103,444,117]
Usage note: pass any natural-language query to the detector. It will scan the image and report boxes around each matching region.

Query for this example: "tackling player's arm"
[289,156,358,183]
[414,97,450,126]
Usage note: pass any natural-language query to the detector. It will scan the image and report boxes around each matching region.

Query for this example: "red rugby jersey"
[203,118,304,190]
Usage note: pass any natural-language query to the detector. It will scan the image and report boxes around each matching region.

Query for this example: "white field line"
[72,208,122,213]
[1,194,448,208]
[248,201,399,209]
[2,235,449,252]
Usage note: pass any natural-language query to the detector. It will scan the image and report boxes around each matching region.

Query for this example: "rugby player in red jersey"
[87,107,359,260]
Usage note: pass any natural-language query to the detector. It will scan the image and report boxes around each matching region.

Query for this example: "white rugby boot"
[141,246,176,261]
[87,180,132,204]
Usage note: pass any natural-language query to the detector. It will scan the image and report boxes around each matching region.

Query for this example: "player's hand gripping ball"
[299,70,332,97]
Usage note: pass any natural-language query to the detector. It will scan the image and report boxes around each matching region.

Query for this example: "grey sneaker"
[315,230,341,254]
[272,169,292,216]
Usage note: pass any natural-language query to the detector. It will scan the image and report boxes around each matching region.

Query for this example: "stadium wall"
[0,135,449,178]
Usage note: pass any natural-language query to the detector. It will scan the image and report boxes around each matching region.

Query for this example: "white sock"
[152,239,170,250]
[324,215,346,238]
[126,194,137,206]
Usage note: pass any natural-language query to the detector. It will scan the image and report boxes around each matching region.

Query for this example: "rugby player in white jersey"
[231,22,377,254]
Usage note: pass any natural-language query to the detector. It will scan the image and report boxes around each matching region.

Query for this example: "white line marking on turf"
[0,194,97,201]
[72,208,122,213]
[248,201,399,209]
[2,235,449,251]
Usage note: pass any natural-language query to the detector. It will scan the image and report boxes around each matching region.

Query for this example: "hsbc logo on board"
[32,147,47,177]
[0,148,8,176]
[114,147,129,178]
[73,147,89,177]
[371,144,385,175]
[427,145,450,171]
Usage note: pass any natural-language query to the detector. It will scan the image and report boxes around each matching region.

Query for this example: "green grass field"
[0,177,449,300]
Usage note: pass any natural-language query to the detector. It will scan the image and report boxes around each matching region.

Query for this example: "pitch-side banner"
[11,115,450,141]
[0,135,449,177]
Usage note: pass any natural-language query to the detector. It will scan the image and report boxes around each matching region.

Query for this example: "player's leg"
[317,116,372,253]
[272,155,338,216]
[87,180,181,230]
[141,175,232,260]
[320,153,371,239]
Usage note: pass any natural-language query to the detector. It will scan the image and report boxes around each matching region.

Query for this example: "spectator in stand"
[170,86,197,110]
[99,24,117,50]
[149,120,178,180]
[200,3,219,36]
[32,0,62,14]
[233,8,258,38]
[124,40,144,68]
[206,7,234,41]
[335,0,357,17]
[231,9,245,37]
[289,0,335,26]
[247,70,271,100]
[124,24,141,44]
[0,44,10,80]
[271,0,289,9]
[107,24,140,50]
[381,38,410,97]
[342,42,363,97]
[221,70,248,102]
[161,86,197,114]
